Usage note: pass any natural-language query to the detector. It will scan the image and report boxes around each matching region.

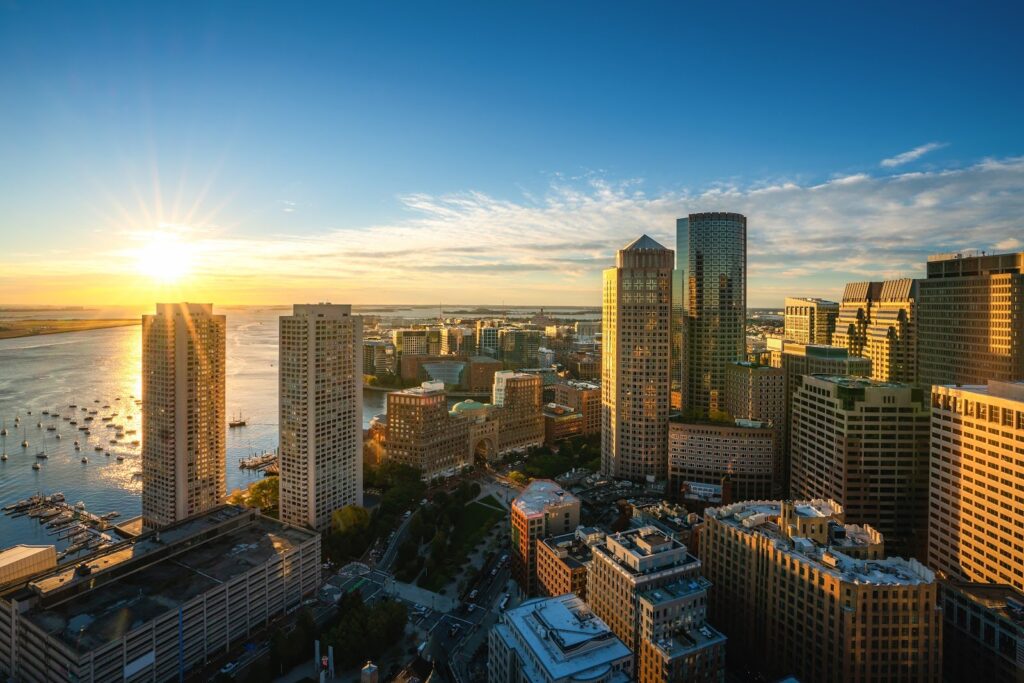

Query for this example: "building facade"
[536,529,599,601]
[636,579,727,683]
[141,302,226,530]
[493,371,544,453]
[832,279,919,384]
[790,375,931,558]
[488,594,633,683]
[667,418,775,502]
[0,507,319,683]
[553,381,601,436]
[677,213,747,415]
[510,480,581,596]
[700,500,942,682]
[784,296,839,345]
[929,381,1024,591]
[279,304,363,531]
[383,382,471,480]
[724,361,785,492]
[939,580,1024,683]
[918,251,1024,387]
[601,235,673,480]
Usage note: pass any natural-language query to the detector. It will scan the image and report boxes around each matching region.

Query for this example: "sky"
[1,1,1023,307]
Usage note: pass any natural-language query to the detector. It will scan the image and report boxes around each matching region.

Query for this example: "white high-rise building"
[141,303,226,530]
[279,304,363,531]
[601,235,674,481]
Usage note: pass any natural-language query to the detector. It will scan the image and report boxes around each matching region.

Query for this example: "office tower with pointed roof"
[676,212,747,415]
[602,235,674,480]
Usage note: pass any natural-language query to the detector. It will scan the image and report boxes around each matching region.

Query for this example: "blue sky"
[1,1,1023,305]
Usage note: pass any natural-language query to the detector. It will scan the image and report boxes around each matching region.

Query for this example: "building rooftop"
[13,508,315,653]
[495,594,631,682]
[938,379,1024,403]
[785,297,838,305]
[707,500,933,587]
[622,234,667,251]
[808,374,905,389]
[945,581,1024,625]
[396,381,446,396]
[512,480,579,518]
[594,526,698,578]
[541,532,594,569]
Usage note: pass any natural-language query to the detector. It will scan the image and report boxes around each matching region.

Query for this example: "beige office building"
[141,303,226,530]
[668,418,775,502]
[784,296,838,345]
[279,304,363,532]
[918,251,1024,387]
[701,500,942,683]
[602,235,673,481]
[790,375,931,558]
[929,381,1024,592]
[832,279,919,383]
[493,371,544,453]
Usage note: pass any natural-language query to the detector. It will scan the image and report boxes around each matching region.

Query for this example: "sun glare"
[134,232,193,283]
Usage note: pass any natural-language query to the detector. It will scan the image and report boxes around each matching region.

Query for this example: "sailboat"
[1,420,7,437]
[20,428,28,449]
[1,431,7,461]
[228,411,248,428]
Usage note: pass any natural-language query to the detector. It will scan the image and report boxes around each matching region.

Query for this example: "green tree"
[508,471,529,487]
[331,504,370,534]
[248,476,280,511]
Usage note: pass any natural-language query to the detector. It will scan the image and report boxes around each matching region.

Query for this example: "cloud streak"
[880,142,947,168]
[7,156,1024,307]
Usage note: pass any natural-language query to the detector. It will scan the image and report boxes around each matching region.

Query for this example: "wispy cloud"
[880,142,947,168]
[8,156,1024,306]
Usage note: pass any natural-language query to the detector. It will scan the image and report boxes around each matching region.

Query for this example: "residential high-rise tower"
[783,296,838,345]
[279,304,363,531]
[141,303,226,529]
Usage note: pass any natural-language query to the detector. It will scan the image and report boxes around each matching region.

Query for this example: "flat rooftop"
[707,500,933,587]
[497,595,631,681]
[513,479,579,517]
[939,380,1024,403]
[946,581,1024,625]
[541,533,593,569]
[809,374,906,389]
[18,509,315,653]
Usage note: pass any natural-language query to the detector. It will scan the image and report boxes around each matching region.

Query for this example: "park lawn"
[421,499,504,592]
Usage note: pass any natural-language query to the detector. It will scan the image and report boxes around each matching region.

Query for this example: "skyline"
[2,2,1023,306]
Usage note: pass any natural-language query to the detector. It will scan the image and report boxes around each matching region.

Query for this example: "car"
[219,662,237,675]
[468,589,478,601]
[490,568,497,577]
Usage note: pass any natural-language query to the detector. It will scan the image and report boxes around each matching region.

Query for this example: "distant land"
[0,319,140,340]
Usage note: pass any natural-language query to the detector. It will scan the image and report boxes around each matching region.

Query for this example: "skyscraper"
[279,304,363,531]
[601,235,674,480]
[677,212,747,415]
[929,380,1024,591]
[783,296,839,345]
[918,250,1024,387]
[832,279,918,384]
[141,303,226,530]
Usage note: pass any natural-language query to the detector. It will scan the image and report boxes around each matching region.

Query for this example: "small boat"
[102,416,113,422]
[1,453,7,462]
[27,410,31,415]
[105,451,111,456]
[109,439,117,445]
[88,410,97,415]
[36,422,42,429]
[80,407,87,412]
[81,457,88,464]
[126,429,137,435]
[68,404,76,409]
[46,425,57,431]
[115,454,124,461]
[69,420,77,426]
[0,426,6,437]
[74,440,80,446]
[36,452,48,459]
[102,405,110,409]
[84,416,94,422]
[55,434,62,440]
[94,446,103,452]
[78,426,88,432]
[93,399,100,403]
[14,416,20,423]
[229,412,247,428]
[74,444,80,451]
[32,463,40,470]
[130,440,140,446]
[42,410,49,416]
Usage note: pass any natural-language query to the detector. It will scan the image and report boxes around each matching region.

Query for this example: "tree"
[248,476,279,511]
[331,505,370,534]
[508,471,529,487]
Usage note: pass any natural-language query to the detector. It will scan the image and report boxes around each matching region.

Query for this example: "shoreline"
[0,319,140,340]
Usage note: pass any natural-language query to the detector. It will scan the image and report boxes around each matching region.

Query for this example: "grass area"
[420,498,504,592]
[0,319,139,340]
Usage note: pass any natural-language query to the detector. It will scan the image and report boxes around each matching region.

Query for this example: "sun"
[134,232,194,283]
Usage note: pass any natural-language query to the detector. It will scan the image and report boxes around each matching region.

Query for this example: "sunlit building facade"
[279,304,363,531]
[783,296,838,345]
[510,480,580,596]
[929,381,1024,592]
[832,279,919,384]
[601,235,673,480]
[918,251,1024,387]
[141,303,226,530]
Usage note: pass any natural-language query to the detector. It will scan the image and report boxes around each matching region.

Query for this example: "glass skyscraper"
[676,212,747,415]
